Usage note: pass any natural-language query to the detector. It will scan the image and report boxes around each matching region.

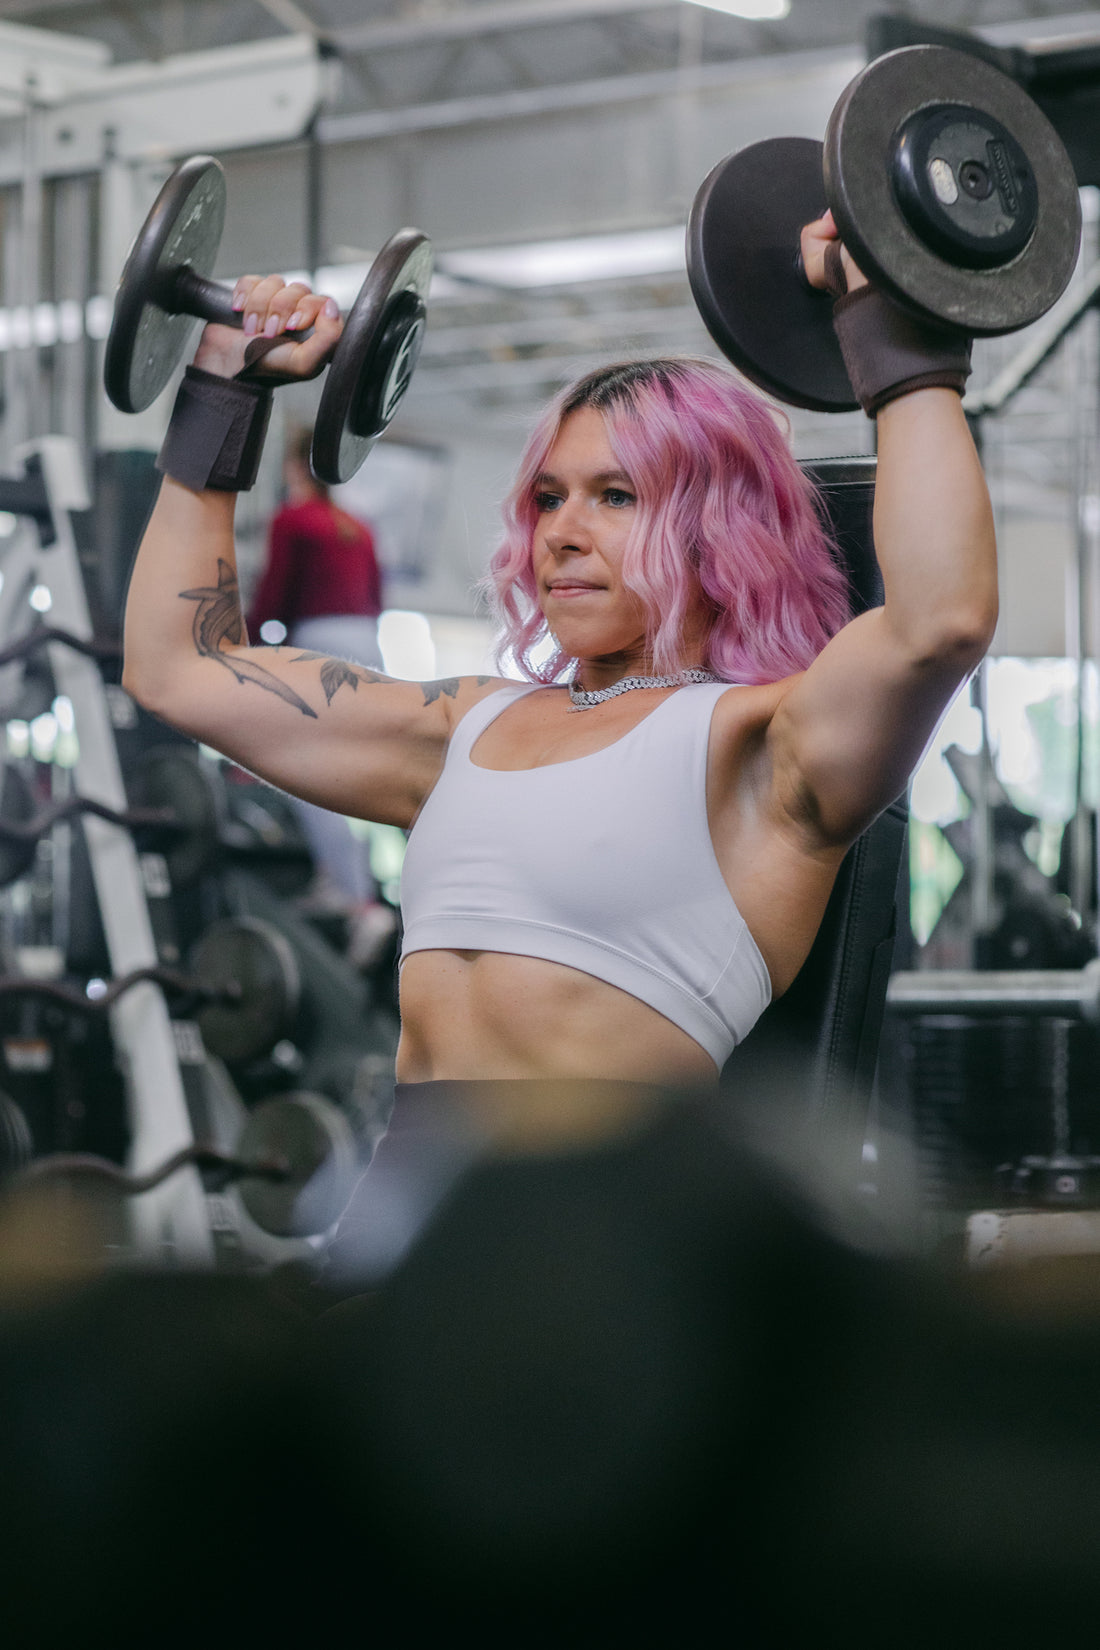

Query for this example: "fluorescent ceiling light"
[438,227,686,290]
[273,227,686,307]
[683,0,790,18]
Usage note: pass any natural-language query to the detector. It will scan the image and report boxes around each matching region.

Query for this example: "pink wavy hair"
[484,357,852,684]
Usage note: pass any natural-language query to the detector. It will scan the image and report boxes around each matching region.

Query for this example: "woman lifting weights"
[123,213,996,1150]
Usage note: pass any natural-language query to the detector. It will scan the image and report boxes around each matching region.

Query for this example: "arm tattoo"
[179,560,317,719]
[288,651,389,705]
[421,677,461,705]
[421,675,493,705]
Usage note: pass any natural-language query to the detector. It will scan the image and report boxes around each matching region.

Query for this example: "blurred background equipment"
[0,436,398,1275]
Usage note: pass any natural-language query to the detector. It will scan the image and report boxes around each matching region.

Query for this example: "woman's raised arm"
[122,276,496,830]
[763,217,998,848]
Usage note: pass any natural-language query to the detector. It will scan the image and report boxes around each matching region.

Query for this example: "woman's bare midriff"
[396,948,720,1088]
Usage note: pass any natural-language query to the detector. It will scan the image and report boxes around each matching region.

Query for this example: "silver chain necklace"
[567,667,717,711]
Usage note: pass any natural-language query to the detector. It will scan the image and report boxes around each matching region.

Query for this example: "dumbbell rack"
[0,437,215,1265]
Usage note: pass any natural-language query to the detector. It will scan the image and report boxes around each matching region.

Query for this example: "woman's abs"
[396,949,719,1087]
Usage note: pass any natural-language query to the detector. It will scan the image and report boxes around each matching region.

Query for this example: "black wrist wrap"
[156,366,273,493]
[832,287,972,417]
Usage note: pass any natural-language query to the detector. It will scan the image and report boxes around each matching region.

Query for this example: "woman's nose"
[544,497,590,553]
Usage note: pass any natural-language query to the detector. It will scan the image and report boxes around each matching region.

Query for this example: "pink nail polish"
[324,298,339,320]
[243,313,258,337]
[231,292,246,312]
[264,315,280,338]
[287,311,304,332]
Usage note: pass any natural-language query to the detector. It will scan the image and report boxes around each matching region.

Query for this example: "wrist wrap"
[832,287,972,417]
[156,367,273,493]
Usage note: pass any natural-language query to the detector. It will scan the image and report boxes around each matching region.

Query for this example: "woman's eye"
[605,488,635,508]
[535,492,562,512]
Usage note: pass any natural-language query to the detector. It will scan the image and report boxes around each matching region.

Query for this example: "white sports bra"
[399,681,772,1068]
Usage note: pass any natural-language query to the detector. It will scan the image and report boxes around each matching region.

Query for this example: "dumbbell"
[104,154,433,482]
[0,915,300,1067]
[8,1090,360,1238]
[687,44,1082,412]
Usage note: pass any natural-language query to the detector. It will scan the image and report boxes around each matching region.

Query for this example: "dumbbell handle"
[0,966,241,1014]
[19,1143,291,1195]
[154,264,239,327]
[153,263,312,339]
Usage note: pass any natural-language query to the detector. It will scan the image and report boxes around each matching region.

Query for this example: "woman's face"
[531,406,651,670]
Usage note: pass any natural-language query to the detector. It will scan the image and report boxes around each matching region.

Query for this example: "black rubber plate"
[105,156,226,413]
[687,137,858,413]
[825,45,1081,335]
[191,916,301,1067]
[312,230,434,485]
[128,744,222,888]
[237,1091,359,1238]
[0,764,38,889]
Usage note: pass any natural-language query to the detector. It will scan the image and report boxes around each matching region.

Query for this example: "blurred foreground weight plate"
[190,916,300,1065]
[104,154,432,484]
[128,744,222,887]
[310,229,434,485]
[237,1091,359,1238]
[687,45,1081,410]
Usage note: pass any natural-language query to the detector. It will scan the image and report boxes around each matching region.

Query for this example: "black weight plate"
[0,1089,33,1179]
[687,138,858,414]
[191,916,300,1066]
[237,1091,359,1238]
[0,764,38,889]
[105,156,226,414]
[824,46,1081,335]
[1,656,55,725]
[128,744,222,887]
[312,229,434,485]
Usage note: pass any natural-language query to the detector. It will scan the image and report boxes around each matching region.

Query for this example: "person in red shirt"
[248,427,393,966]
[250,425,384,662]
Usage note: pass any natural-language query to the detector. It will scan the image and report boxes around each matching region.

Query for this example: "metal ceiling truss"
[0,0,1088,94]
[0,0,1094,519]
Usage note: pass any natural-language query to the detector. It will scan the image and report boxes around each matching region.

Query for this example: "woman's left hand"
[799,210,870,296]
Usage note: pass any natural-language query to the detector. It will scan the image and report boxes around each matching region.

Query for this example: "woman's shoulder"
[709,674,801,742]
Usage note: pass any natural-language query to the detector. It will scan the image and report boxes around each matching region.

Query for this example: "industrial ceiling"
[0,1,1098,621]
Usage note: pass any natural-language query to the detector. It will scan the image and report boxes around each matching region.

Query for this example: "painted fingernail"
[324,298,339,320]
[264,315,281,337]
[243,312,259,337]
[231,291,246,312]
[286,311,304,332]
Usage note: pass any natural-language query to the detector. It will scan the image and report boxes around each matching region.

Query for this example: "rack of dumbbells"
[0,436,397,1269]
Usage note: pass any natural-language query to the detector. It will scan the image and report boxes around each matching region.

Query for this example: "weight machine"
[887,235,1100,1254]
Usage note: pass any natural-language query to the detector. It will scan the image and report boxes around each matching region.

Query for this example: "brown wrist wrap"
[832,287,972,417]
[156,366,273,493]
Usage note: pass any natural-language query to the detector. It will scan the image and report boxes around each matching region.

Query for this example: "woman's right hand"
[192,274,343,381]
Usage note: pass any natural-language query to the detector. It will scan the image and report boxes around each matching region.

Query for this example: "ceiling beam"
[319,42,855,142]
[331,0,684,54]
[255,0,324,40]
[0,0,680,32]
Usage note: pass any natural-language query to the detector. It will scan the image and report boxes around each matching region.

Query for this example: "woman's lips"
[547,581,603,596]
